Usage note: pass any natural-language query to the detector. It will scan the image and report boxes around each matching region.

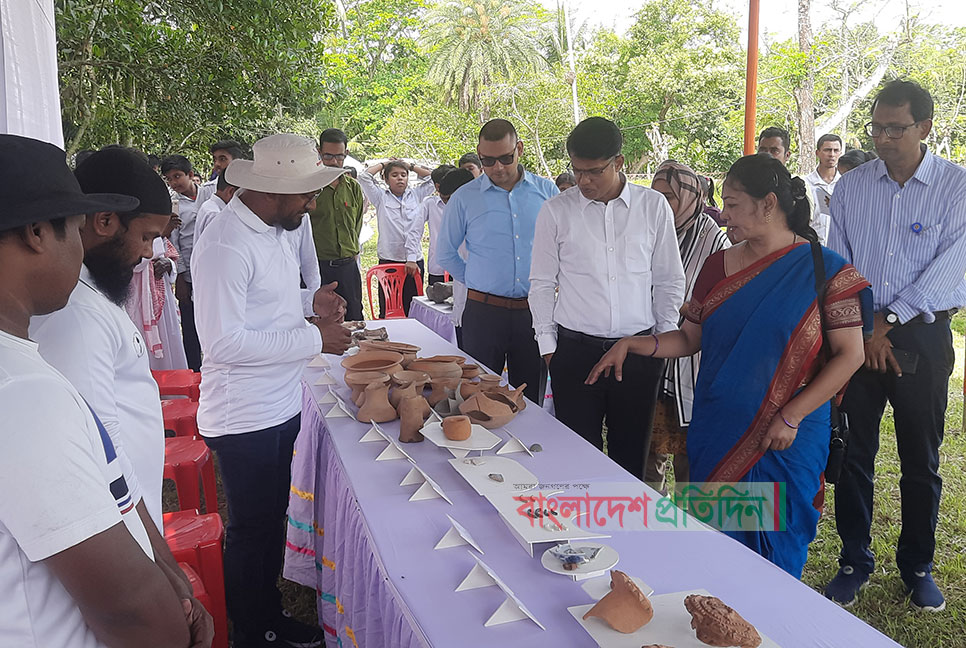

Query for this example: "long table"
[408,296,457,344]
[283,319,899,648]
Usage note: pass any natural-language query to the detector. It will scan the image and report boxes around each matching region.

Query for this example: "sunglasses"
[479,151,517,167]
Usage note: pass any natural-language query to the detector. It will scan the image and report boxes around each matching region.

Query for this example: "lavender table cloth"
[284,319,899,648]
[408,296,457,345]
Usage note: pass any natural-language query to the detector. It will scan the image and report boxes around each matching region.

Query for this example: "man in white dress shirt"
[805,133,843,244]
[194,168,237,240]
[530,117,685,479]
[191,134,351,648]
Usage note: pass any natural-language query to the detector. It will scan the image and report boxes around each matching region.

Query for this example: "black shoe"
[234,613,324,648]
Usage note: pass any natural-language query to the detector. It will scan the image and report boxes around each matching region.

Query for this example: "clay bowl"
[416,354,466,366]
[390,369,431,388]
[359,340,421,366]
[407,360,463,382]
[342,350,404,376]
[344,371,390,405]
[461,363,482,379]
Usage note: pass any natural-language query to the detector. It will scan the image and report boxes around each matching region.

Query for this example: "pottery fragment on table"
[458,391,518,429]
[683,594,761,648]
[581,570,654,634]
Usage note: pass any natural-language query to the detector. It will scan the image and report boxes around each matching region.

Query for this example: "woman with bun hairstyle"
[587,154,870,577]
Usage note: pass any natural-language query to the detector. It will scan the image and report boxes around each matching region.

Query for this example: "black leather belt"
[320,256,356,267]
[905,308,957,325]
[557,326,653,351]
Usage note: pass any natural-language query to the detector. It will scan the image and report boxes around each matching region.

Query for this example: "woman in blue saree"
[587,155,869,577]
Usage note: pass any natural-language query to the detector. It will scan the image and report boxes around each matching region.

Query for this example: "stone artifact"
[683,594,761,648]
[397,395,428,443]
[487,473,504,483]
[342,320,366,331]
[349,326,388,345]
[425,281,454,304]
[442,415,472,441]
[356,382,397,423]
[458,391,518,429]
[582,570,654,634]
[529,443,543,453]
[344,371,390,406]
[389,370,430,408]
[342,350,403,376]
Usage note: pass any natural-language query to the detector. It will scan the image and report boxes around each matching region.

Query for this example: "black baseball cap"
[0,134,139,232]
[75,147,173,215]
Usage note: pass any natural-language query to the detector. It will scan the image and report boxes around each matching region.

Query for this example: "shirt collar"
[807,169,839,186]
[575,173,632,211]
[231,192,272,234]
[875,144,936,186]
[480,165,531,192]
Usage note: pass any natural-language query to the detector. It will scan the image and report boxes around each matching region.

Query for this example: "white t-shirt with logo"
[31,265,165,529]
[0,328,153,648]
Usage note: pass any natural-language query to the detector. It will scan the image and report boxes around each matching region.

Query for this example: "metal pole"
[563,0,580,125]
[743,0,761,155]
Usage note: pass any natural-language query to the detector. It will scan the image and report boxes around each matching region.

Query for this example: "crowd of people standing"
[1,77,964,648]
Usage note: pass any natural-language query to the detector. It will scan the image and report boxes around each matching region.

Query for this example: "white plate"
[448,456,537,495]
[540,542,619,578]
[567,588,780,648]
[421,421,500,451]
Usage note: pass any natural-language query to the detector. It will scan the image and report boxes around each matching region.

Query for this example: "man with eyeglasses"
[438,119,558,405]
[191,134,351,648]
[308,128,366,321]
[826,80,966,613]
[529,117,684,479]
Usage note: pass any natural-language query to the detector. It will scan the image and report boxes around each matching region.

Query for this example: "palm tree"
[420,0,551,113]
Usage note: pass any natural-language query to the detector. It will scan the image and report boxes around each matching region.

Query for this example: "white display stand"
[455,552,545,630]
[434,514,484,553]
[307,355,331,368]
[496,427,535,457]
[485,492,610,557]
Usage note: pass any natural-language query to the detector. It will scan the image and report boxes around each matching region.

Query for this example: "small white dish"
[420,421,500,451]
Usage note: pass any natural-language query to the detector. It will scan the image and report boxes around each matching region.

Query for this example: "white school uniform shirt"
[170,188,203,281]
[529,180,686,356]
[805,168,840,244]
[31,265,165,529]
[358,171,435,261]
[410,195,446,275]
[191,193,323,437]
[194,193,227,242]
[0,329,152,648]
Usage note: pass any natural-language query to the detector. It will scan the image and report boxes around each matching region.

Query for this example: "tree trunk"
[793,0,815,176]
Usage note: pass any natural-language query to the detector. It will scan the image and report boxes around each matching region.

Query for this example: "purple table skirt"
[408,297,457,345]
[284,319,900,648]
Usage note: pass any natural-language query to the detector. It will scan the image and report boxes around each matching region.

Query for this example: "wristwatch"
[883,309,900,326]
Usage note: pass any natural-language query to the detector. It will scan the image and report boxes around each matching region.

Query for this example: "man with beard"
[191,134,351,648]
[28,145,214,644]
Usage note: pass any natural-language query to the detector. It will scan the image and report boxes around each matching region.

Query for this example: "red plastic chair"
[152,370,201,401]
[178,562,227,648]
[165,513,227,648]
[161,399,199,438]
[164,437,218,514]
[365,263,424,320]
[444,271,451,282]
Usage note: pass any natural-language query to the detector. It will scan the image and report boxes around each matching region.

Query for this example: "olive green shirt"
[309,176,365,260]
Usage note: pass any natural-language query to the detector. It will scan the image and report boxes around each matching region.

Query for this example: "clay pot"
[461,363,482,379]
[458,391,517,429]
[356,382,397,423]
[416,354,466,366]
[344,371,390,406]
[389,370,430,408]
[459,379,482,400]
[427,376,461,407]
[582,570,654,634]
[442,415,472,441]
[484,382,527,413]
[397,395,428,443]
[477,374,502,390]
[342,350,404,376]
[359,340,421,366]
[684,595,761,648]
[408,360,463,385]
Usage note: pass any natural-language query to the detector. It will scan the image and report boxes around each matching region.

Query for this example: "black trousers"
[376,258,422,318]
[319,258,364,322]
[550,333,664,480]
[179,293,202,371]
[461,297,545,405]
[834,319,954,576]
[203,414,301,636]
[428,273,446,286]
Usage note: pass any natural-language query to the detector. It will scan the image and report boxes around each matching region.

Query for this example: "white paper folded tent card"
[314,372,335,385]
[307,355,330,368]
[455,552,545,629]
[434,514,484,553]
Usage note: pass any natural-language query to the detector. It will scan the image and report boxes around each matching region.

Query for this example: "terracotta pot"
[356,382,397,423]
[484,382,527,413]
[478,374,502,389]
[342,350,404,375]
[344,371,390,406]
[407,360,463,383]
[461,363,482,379]
[415,354,466,366]
[442,415,472,441]
[427,376,461,407]
[359,340,421,366]
[458,391,517,429]
[582,570,654,634]
[397,395,428,443]
[459,379,482,400]
[388,370,431,408]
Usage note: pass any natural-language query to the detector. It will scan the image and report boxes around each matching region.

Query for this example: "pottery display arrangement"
[458,382,527,429]
[408,358,464,407]
[582,570,654,634]
[684,595,762,648]
[358,340,421,367]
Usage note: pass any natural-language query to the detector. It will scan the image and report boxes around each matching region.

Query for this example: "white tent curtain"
[0,0,62,146]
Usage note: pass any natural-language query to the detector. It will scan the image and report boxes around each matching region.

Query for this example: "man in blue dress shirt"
[826,80,966,612]
[438,119,559,404]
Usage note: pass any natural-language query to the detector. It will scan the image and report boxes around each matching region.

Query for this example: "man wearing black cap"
[0,134,205,647]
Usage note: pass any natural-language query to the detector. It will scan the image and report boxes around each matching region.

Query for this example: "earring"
[764,210,772,223]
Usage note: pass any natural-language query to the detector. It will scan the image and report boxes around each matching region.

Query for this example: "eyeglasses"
[568,157,616,178]
[321,153,347,162]
[479,151,517,167]
[300,190,321,205]
[865,122,919,139]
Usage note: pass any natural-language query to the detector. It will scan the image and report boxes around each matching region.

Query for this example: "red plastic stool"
[161,399,200,438]
[166,513,227,648]
[152,369,202,401]
[164,437,218,514]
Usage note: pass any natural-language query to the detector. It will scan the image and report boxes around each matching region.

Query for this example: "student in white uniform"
[32,147,185,530]
[409,164,455,286]
[805,133,843,244]
[0,134,210,648]
[191,134,351,648]
[195,168,238,241]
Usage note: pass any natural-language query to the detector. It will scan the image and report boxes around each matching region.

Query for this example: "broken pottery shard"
[582,570,653,634]
[683,594,761,648]
[487,473,504,483]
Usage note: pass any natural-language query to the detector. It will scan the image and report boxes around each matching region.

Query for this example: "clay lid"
[343,371,390,387]
[391,370,431,386]
[359,340,421,355]
[415,354,466,365]
[407,360,463,380]
[342,350,405,373]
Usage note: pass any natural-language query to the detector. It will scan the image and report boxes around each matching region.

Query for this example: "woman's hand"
[585,339,630,384]
[759,410,799,452]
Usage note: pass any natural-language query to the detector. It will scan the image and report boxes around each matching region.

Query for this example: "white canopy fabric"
[0,0,62,146]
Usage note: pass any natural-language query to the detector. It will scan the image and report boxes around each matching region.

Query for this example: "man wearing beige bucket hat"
[191,133,351,647]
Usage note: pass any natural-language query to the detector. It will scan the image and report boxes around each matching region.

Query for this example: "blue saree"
[686,242,868,577]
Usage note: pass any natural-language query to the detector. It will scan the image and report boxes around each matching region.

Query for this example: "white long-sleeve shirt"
[529,180,686,356]
[358,171,435,261]
[190,193,322,436]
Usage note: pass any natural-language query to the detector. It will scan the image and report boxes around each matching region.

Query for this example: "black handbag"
[810,242,851,484]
